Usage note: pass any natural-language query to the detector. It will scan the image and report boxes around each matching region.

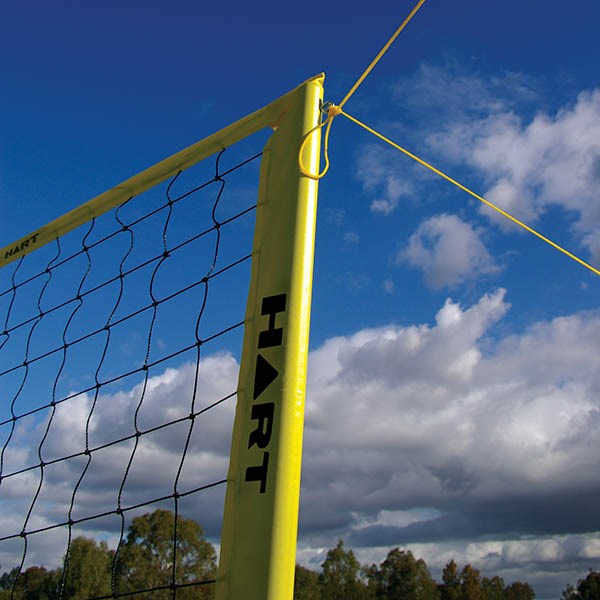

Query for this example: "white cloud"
[358,62,600,269]
[392,62,539,126]
[427,89,600,262]
[339,532,600,596]
[343,231,360,245]
[297,291,600,594]
[0,353,238,568]
[399,214,499,288]
[299,292,600,547]
[324,207,345,227]
[3,292,600,597]
[355,144,415,215]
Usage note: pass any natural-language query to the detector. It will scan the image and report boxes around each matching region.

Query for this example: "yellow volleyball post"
[216,75,323,599]
[0,73,324,599]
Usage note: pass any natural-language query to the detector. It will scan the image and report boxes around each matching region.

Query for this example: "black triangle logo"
[253,353,278,399]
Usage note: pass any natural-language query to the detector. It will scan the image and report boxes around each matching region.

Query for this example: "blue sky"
[2,1,600,597]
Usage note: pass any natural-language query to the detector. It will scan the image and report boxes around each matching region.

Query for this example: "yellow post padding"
[216,75,323,599]
[0,75,324,269]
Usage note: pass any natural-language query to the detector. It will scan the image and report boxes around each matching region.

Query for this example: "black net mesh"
[0,143,264,599]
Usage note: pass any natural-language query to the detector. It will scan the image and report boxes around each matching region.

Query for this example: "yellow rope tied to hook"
[298,0,427,180]
[299,104,342,180]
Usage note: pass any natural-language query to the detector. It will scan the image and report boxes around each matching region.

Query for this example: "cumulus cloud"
[3,291,600,596]
[343,231,360,245]
[392,62,539,126]
[426,88,600,262]
[297,290,600,591]
[0,354,238,569]
[345,532,600,599]
[355,144,416,215]
[301,290,600,533]
[399,214,499,288]
[359,61,600,268]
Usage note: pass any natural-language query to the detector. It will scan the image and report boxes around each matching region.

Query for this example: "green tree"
[59,537,112,599]
[368,548,439,599]
[318,540,369,600]
[0,568,19,592]
[6,566,58,600]
[440,560,461,600]
[578,570,600,599]
[482,575,505,600]
[294,564,321,600]
[439,561,489,600]
[460,564,485,600]
[114,509,216,599]
[563,570,600,599]
[504,581,535,599]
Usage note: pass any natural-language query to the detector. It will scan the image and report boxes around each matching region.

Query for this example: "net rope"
[0,147,262,599]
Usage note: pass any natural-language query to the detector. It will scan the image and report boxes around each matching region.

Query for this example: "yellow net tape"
[1,75,324,269]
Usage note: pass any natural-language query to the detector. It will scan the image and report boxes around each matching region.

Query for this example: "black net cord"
[0,148,262,599]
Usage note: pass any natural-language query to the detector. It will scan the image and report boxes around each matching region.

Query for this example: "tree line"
[296,541,600,600]
[0,510,598,599]
[294,540,534,600]
[0,509,215,599]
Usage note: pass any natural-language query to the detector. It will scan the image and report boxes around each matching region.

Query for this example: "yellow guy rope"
[298,0,600,277]
[340,110,600,277]
[338,0,428,110]
[299,0,428,179]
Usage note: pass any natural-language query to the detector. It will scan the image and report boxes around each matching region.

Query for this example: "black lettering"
[258,294,286,349]
[243,293,287,494]
[4,233,40,261]
[244,452,269,493]
[253,354,278,400]
[248,402,274,449]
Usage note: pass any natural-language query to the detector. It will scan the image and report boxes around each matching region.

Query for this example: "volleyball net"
[0,74,323,600]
